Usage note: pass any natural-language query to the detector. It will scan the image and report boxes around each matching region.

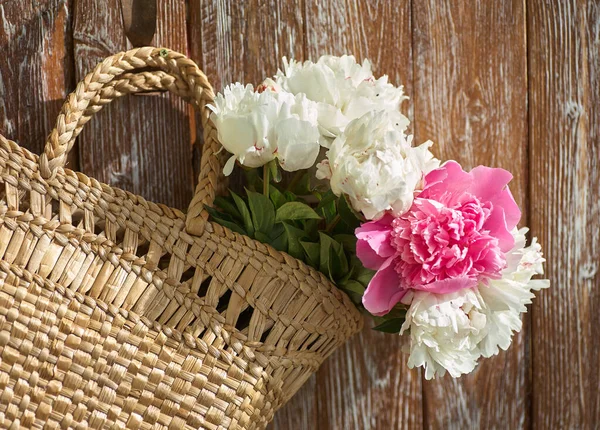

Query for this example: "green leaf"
[340,280,365,295]
[334,234,358,253]
[230,190,254,236]
[300,241,320,268]
[317,190,337,224]
[255,231,270,243]
[338,194,361,229]
[276,202,322,223]
[316,189,337,208]
[339,259,355,284]
[320,202,337,224]
[247,189,275,234]
[386,307,408,320]
[291,171,312,195]
[269,186,287,209]
[372,318,405,334]
[204,205,248,235]
[244,168,262,192]
[268,223,285,241]
[270,229,288,251]
[302,219,321,243]
[283,223,306,260]
[204,205,234,222]
[331,236,349,280]
[354,263,376,287]
[340,279,366,304]
[318,232,348,281]
[318,232,333,275]
[284,191,297,202]
[214,196,241,221]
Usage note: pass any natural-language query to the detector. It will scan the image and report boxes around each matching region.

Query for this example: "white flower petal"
[400,228,549,379]
[275,55,409,140]
[324,110,440,220]
[223,155,237,176]
[215,115,257,155]
[209,84,321,174]
[275,118,320,172]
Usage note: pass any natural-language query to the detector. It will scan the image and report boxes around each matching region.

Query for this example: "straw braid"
[0,47,363,429]
[0,207,356,342]
[38,47,221,235]
[84,71,193,117]
[0,134,362,338]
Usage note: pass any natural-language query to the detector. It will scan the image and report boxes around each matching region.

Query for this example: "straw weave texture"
[0,47,363,429]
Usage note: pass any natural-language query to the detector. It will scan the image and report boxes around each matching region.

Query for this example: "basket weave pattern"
[0,48,363,429]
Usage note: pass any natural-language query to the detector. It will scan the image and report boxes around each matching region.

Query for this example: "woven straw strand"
[39,47,220,236]
[0,47,363,429]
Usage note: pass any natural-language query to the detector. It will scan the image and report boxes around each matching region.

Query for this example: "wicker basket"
[0,47,363,429]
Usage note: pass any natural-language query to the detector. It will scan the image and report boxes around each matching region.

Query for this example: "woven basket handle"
[39,47,223,236]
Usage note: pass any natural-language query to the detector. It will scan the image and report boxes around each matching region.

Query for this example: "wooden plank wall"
[0,1,598,428]
[412,1,530,428]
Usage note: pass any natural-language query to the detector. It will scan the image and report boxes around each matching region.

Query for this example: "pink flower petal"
[421,161,474,206]
[490,187,521,230]
[362,258,406,316]
[469,165,521,228]
[356,160,523,313]
[356,239,388,270]
[484,206,516,252]
[469,165,513,201]
[355,215,395,270]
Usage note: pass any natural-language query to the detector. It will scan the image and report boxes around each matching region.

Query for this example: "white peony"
[476,228,549,358]
[316,110,440,220]
[400,228,549,379]
[400,288,487,379]
[208,83,321,175]
[274,55,409,145]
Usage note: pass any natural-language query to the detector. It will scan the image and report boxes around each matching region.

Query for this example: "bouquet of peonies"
[207,55,549,379]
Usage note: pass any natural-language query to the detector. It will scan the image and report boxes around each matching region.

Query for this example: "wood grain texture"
[2,0,600,428]
[294,1,423,429]
[188,0,305,92]
[0,0,73,154]
[73,0,193,209]
[528,1,600,428]
[187,0,306,191]
[412,1,530,428]
[188,3,312,427]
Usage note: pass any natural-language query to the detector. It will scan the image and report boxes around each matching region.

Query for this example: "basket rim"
[0,135,364,340]
[0,205,359,345]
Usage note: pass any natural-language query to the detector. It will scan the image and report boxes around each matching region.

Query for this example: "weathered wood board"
[0,1,597,428]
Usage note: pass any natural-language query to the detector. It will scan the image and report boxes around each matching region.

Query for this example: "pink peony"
[357,161,521,316]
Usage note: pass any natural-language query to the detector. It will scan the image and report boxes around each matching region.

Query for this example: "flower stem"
[325,214,341,233]
[263,164,270,196]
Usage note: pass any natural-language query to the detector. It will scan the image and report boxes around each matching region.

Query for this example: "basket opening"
[158,252,172,270]
[235,306,254,332]
[301,336,319,351]
[114,226,126,245]
[180,266,196,284]
[197,275,212,298]
[94,219,106,237]
[260,326,273,343]
[71,208,85,229]
[135,240,150,258]
[216,289,232,314]
[50,198,60,220]
[11,188,30,212]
